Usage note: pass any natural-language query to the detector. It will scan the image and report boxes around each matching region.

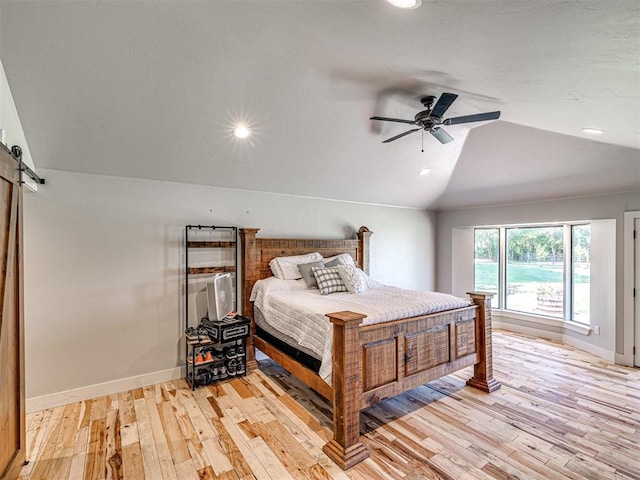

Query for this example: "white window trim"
[491,308,591,335]
[475,222,591,330]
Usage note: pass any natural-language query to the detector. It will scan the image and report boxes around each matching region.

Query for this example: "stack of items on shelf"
[186,341,247,385]
[184,314,250,388]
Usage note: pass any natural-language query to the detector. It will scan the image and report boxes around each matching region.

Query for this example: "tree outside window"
[506,226,564,318]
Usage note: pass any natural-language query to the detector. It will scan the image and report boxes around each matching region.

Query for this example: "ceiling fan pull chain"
[421,130,424,152]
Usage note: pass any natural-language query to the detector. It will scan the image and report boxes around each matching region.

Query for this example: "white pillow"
[250,276,307,302]
[269,252,323,280]
[323,253,356,267]
[336,264,366,294]
[268,259,285,279]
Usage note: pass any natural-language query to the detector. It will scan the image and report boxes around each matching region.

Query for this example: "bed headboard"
[238,226,372,319]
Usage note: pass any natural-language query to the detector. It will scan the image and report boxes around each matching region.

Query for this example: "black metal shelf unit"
[184,225,238,326]
[184,225,248,389]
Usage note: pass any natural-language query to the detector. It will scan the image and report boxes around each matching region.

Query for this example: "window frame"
[473,228,501,308]
[570,223,591,325]
[473,222,591,325]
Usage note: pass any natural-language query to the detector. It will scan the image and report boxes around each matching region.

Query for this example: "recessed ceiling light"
[418,168,431,176]
[582,128,604,135]
[233,125,251,138]
[387,0,422,9]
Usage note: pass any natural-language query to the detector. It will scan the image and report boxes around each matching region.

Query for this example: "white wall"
[23,169,435,409]
[436,190,640,363]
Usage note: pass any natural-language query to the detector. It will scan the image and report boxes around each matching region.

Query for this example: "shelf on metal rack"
[188,265,235,275]
[187,241,236,248]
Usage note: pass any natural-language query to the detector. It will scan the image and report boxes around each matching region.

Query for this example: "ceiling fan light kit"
[370,92,501,145]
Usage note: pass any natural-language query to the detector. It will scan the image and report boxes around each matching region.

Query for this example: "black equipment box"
[202,315,250,343]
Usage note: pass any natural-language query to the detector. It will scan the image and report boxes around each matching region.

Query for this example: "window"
[506,226,564,318]
[473,223,591,324]
[572,224,591,324]
[474,229,500,305]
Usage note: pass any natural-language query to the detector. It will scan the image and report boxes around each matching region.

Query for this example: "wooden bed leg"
[245,337,258,372]
[323,311,370,469]
[466,292,502,393]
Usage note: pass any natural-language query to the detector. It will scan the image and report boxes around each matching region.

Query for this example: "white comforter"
[250,277,471,383]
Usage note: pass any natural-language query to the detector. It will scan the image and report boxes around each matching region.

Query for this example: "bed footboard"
[324,292,500,469]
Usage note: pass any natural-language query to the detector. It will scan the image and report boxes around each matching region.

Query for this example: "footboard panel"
[404,324,449,375]
[362,336,398,391]
[359,306,479,407]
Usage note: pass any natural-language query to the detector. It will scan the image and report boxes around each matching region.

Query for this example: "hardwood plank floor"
[18,331,640,479]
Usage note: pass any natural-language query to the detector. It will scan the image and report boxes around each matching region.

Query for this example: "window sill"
[491,309,591,335]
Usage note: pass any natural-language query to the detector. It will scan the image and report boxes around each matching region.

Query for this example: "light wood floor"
[18,331,640,480]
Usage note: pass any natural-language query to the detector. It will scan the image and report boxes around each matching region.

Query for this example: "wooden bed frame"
[239,227,501,469]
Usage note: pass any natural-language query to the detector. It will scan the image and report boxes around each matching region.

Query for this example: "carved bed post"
[323,311,370,469]
[466,292,502,392]
[356,226,372,275]
[239,228,260,372]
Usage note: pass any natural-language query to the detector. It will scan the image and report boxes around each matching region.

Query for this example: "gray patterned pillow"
[312,266,347,295]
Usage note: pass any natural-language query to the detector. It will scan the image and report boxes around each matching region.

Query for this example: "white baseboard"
[493,319,563,342]
[494,319,615,362]
[563,336,615,363]
[26,366,186,413]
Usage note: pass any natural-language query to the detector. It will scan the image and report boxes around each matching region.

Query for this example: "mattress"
[250,277,472,384]
[254,305,322,372]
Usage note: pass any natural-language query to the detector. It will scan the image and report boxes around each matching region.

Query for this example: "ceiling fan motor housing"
[414,109,441,128]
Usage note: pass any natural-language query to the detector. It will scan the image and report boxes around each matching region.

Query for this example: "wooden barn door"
[0,146,25,480]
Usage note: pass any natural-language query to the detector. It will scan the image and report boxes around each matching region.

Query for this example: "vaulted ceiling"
[1,0,638,209]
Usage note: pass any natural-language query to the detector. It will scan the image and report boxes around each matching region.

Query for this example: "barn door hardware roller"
[10,145,45,185]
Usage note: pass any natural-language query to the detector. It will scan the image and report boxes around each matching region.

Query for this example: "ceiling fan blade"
[430,93,458,118]
[382,128,420,143]
[370,116,416,125]
[444,111,501,125]
[430,127,454,144]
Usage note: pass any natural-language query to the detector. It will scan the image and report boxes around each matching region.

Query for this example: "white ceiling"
[1,0,638,209]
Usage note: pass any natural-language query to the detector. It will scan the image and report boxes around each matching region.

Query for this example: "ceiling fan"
[370,92,500,144]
